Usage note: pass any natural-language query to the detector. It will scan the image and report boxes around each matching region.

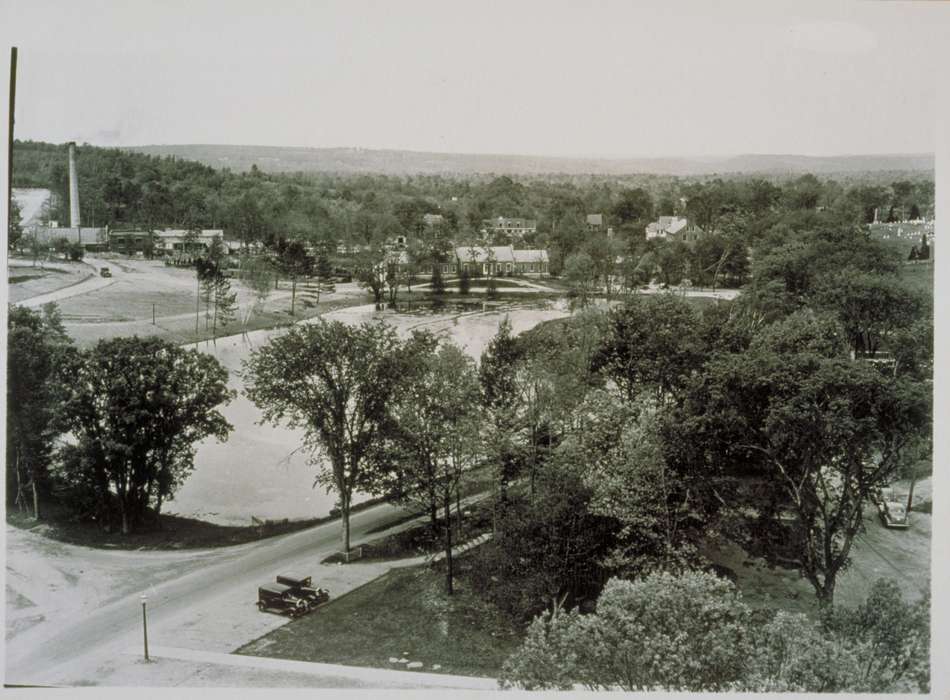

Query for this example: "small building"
[454,245,549,278]
[108,230,154,255]
[645,216,704,243]
[31,225,109,252]
[422,213,444,228]
[480,217,537,240]
[587,214,605,232]
[152,229,228,256]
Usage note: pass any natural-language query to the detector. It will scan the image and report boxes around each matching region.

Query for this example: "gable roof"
[587,214,604,226]
[454,245,517,264]
[512,249,549,263]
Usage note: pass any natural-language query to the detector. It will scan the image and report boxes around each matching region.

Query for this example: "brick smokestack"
[68,141,81,228]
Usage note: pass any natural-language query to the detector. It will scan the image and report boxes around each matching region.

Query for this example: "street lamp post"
[141,593,149,661]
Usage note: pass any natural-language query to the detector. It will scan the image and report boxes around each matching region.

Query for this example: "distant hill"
[123,144,934,177]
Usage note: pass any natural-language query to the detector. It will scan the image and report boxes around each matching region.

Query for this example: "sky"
[0,0,946,158]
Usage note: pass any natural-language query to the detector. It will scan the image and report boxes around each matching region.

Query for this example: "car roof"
[259,582,293,594]
[277,573,310,584]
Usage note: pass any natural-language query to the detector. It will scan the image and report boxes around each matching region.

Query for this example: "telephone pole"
[8,47,17,225]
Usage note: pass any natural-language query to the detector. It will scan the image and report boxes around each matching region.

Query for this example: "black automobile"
[276,572,331,607]
[256,582,310,618]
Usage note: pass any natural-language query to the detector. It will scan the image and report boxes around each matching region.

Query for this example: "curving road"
[5,500,418,686]
[17,256,117,309]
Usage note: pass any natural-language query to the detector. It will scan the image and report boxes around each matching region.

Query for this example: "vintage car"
[257,582,311,617]
[100,267,112,278]
[874,487,910,529]
[276,573,331,607]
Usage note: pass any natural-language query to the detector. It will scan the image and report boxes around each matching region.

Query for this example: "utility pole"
[8,47,17,228]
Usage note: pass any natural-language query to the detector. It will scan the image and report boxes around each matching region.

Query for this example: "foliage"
[8,197,23,248]
[677,313,931,604]
[384,334,483,593]
[502,572,930,693]
[557,389,698,574]
[822,579,930,692]
[501,571,753,691]
[593,294,702,402]
[562,251,598,308]
[237,253,275,330]
[56,336,233,533]
[6,304,72,517]
[243,320,405,551]
[470,461,618,621]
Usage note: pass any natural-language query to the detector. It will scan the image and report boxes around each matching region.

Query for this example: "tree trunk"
[444,494,454,595]
[341,493,351,553]
[291,277,297,315]
[456,488,462,534]
[906,472,917,514]
[817,576,836,608]
[429,499,439,536]
[32,477,40,521]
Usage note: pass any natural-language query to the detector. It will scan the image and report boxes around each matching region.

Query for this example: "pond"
[163,299,570,525]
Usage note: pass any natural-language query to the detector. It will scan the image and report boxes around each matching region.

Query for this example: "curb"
[139,646,498,689]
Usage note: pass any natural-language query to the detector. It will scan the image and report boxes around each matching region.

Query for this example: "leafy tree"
[243,320,405,552]
[612,187,654,225]
[57,337,233,533]
[429,262,445,296]
[386,336,483,593]
[6,304,72,518]
[8,197,23,249]
[273,237,314,315]
[458,266,471,295]
[471,460,618,620]
[503,571,929,692]
[562,251,598,309]
[355,246,386,306]
[67,241,85,261]
[501,571,753,691]
[558,389,697,574]
[238,253,274,332]
[678,316,930,605]
[593,294,702,403]
[813,268,924,357]
[823,579,930,692]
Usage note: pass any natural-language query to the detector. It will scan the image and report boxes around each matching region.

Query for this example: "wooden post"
[8,48,17,229]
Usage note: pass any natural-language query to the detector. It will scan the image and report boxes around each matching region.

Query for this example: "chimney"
[68,142,81,228]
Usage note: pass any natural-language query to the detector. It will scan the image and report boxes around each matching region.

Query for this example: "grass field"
[236,559,521,679]
[898,261,934,296]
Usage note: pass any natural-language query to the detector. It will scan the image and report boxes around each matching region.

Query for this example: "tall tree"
[6,304,72,518]
[273,237,314,316]
[678,313,930,605]
[386,335,483,593]
[243,320,405,552]
[58,337,233,533]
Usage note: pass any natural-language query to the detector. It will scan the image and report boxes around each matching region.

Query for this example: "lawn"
[898,261,934,296]
[236,559,521,679]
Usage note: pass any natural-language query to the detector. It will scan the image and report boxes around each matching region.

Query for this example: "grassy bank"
[5,494,395,550]
[236,559,520,679]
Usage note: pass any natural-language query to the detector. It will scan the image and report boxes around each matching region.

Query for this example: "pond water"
[163,299,570,525]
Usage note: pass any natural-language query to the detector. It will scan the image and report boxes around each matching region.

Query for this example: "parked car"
[873,487,910,529]
[256,582,310,618]
[275,573,330,607]
[100,267,112,278]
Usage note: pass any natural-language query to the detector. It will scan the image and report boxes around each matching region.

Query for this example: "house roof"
[587,214,604,226]
[646,216,689,237]
[455,246,516,263]
[154,229,224,239]
[512,249,549,263]
[422,213,444,226]
[33,227,107,245]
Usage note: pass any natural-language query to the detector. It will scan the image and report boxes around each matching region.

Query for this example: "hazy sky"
[1,0,945,157]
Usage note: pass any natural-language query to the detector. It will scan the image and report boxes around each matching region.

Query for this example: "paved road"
[17,255,116,309]
[5,501,417,686]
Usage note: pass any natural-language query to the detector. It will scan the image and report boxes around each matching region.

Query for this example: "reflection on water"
[164,299,569,525]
